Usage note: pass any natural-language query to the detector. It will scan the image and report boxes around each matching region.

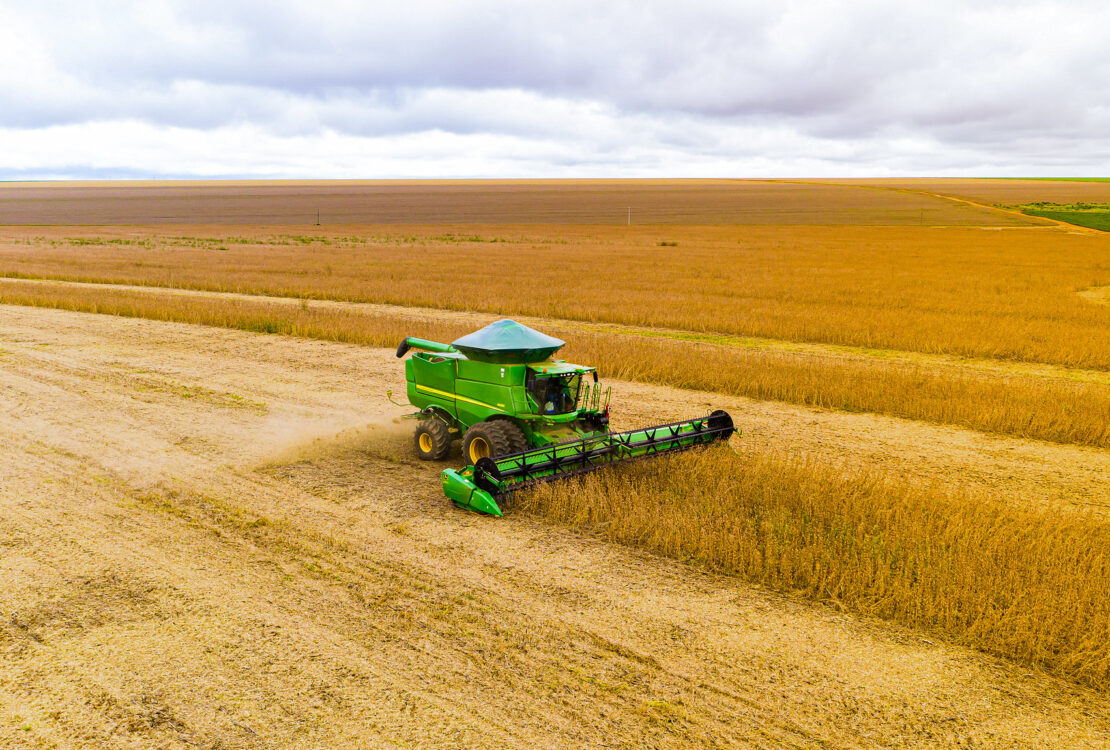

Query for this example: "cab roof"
[527,361,593,376]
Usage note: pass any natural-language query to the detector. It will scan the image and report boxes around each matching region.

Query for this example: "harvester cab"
[395,319,735,516]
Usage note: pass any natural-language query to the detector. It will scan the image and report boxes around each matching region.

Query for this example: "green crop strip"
[1013,202,1110,232]
[994,177,1110,183]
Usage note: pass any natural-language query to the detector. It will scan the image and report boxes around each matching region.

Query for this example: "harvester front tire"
[463,421,516,465]
[414,419,451,461]
[496,420,528,455]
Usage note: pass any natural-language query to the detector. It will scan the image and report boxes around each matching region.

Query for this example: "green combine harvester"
[394,319,736,516]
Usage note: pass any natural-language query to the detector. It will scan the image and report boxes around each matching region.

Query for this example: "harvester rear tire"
[414,419,451,461]
[462,421,517,465]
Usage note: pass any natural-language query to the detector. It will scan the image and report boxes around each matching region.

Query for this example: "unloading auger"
[393,319,736,516]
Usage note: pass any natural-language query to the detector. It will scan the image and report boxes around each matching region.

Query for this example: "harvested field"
[2,305,1110,748]
[0,179,1041,225]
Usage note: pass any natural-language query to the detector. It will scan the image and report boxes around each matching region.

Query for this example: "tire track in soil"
[1,304,1109,747]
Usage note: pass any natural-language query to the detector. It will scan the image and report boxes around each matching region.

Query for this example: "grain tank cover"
[450,319,565,363]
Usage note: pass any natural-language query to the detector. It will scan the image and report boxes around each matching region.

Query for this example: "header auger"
[395,319,736,516]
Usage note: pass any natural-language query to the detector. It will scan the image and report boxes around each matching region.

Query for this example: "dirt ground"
[2,304,1109,748]
[0,179,1037,225]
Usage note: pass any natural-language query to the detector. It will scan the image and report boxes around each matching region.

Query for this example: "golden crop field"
[522,446,1110,691]
[4,179,1110,746]
[1,221,1107,368]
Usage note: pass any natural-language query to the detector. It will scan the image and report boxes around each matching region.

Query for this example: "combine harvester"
[393,319,736,516]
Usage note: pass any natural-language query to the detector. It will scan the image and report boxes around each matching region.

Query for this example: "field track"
[3,304,1110,748]
[823,178,1110,209]
[789,179,1100,234]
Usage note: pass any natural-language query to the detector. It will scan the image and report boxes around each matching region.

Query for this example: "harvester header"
[394,319,736,516]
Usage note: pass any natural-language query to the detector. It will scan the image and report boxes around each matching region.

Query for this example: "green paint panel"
[401,322,603,444]
[411,352,461,393]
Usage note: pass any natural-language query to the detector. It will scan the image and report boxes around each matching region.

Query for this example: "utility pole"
[627,206,631,225]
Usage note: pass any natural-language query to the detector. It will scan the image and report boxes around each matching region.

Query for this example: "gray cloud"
[1,0,1108,177]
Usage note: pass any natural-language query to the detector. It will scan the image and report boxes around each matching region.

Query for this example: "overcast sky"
[1,0,1107,179]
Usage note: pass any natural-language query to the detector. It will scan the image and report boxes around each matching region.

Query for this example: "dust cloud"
[255,413,415,468]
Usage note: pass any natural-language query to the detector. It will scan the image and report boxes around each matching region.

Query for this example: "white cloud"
[0,0,1108,177]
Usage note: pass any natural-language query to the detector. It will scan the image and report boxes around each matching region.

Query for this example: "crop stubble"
[2,305,1109,747]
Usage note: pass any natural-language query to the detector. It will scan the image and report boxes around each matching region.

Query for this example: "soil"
[0,179,1035,226]
[2,304,1109,748]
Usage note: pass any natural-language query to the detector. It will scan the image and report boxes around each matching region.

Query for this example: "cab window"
[526,371,581,414]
